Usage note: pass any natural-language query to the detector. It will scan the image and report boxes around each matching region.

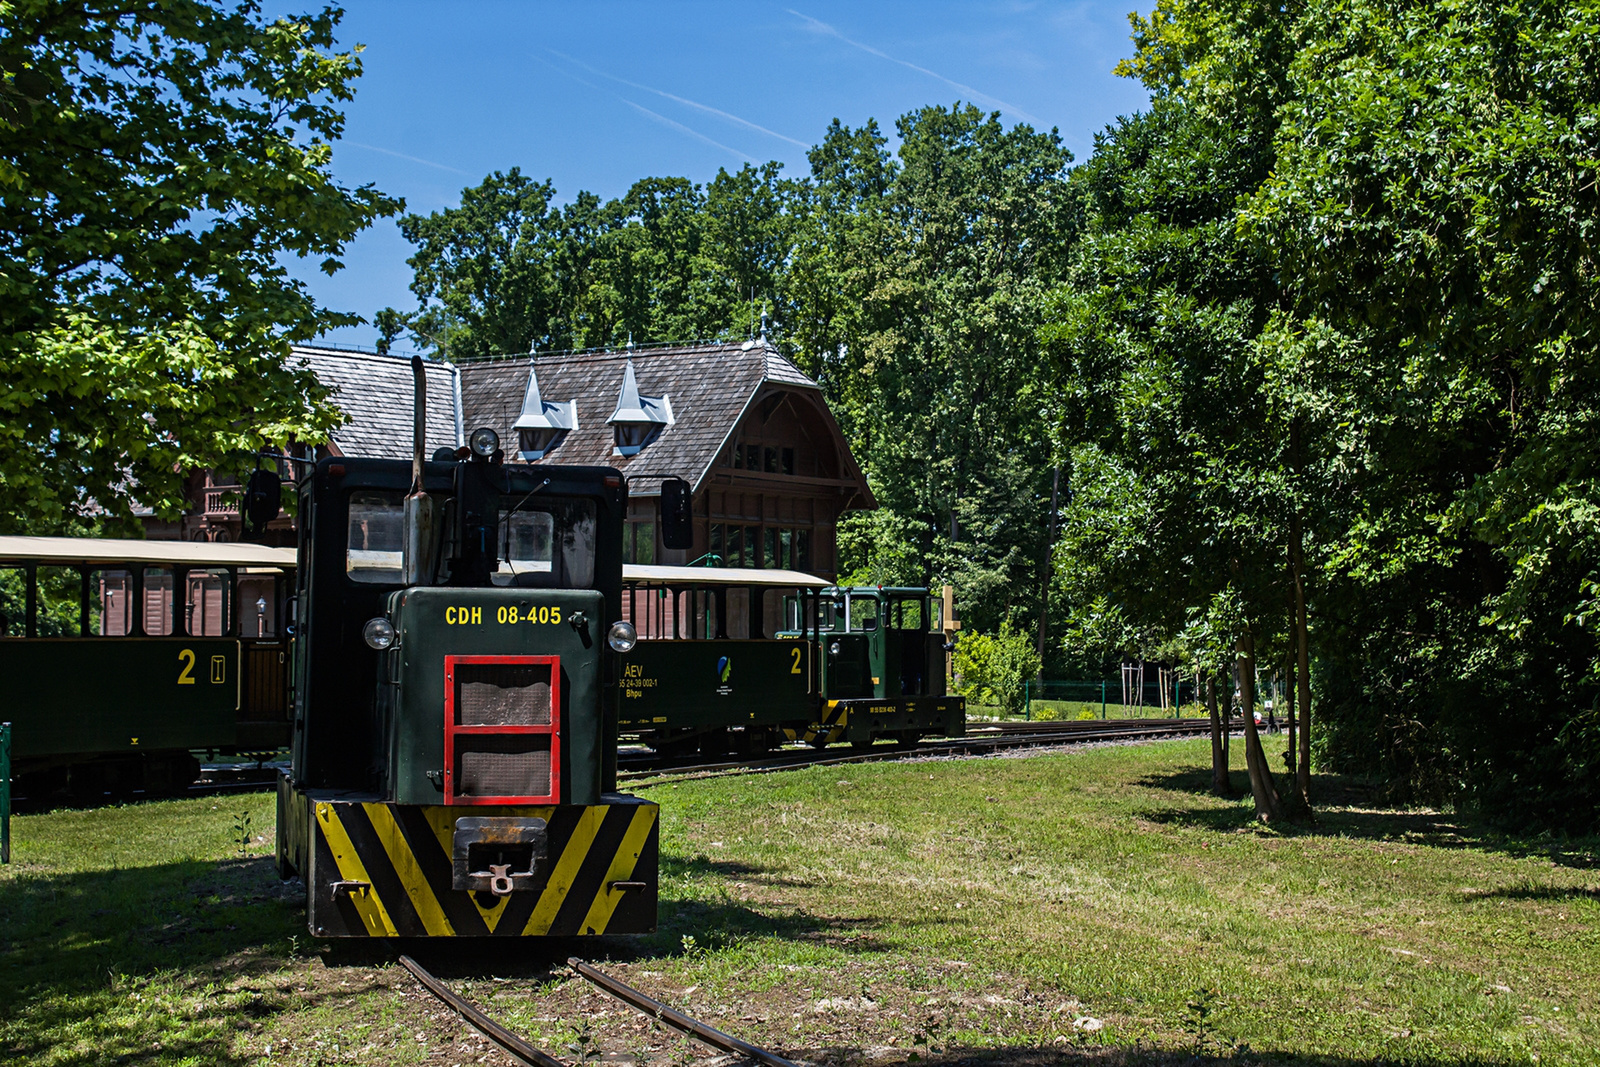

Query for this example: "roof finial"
[759,309,768,344]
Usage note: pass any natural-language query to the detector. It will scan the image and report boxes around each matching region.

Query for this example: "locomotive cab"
[799,586,965,746]
[276,404,658,939]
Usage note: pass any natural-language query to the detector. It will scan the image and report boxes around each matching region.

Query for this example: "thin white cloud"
[618,98,759,163]
[787,9,1043,126]
[344,141,472,176]
[547,49,809,149]
[533,55,756,165]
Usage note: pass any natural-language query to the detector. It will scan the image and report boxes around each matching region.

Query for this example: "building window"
[708,524,811,571]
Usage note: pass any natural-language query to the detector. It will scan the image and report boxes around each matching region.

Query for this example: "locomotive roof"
[623,563,829,588]
[0,536,297,568]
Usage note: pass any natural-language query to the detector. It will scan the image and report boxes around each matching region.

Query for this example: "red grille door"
[444,656,561,804]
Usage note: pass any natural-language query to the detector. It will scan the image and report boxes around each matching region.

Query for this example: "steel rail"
[398,955,566,1067]
[568,958,800,1067]
[623,719,1222,785]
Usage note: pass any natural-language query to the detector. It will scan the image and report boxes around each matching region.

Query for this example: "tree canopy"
[0,0,400,531]
[387,0,1600,830]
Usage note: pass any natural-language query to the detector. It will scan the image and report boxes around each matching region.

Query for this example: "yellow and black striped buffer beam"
[300,795,658,938]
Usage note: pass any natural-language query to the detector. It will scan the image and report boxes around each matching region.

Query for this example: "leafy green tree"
[1041,0,1307,818]
[1237,0,1600,828]
[953,622,1041,716]
[398,163,805,358]
[819,105,1077,635]
[0,0,399,531]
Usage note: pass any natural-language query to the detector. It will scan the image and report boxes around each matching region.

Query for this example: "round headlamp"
[363,616,396,650]
[469,426,500,458]
[607,620,638,653]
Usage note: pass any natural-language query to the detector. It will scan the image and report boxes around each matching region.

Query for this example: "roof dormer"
[512,361,578,460]
[607,359,674,456]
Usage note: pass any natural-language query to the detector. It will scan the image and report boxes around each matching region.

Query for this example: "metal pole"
[1100,680,1106,719]
[1025,680,1031,721]
[2,721,11,865]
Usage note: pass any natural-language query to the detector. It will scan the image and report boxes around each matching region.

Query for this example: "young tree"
[0,1,400,530]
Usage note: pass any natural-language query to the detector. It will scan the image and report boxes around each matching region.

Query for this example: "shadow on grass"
[1134,767,1600,872]
[348,850,911,980]
[0,856,307,1066]
[797,1045,1534,1066]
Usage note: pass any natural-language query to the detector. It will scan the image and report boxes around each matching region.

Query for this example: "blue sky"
[291,2,1153,349]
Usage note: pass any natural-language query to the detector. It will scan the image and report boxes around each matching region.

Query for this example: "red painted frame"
[442,654,561,805]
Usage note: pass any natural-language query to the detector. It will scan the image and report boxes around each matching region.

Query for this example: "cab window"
[848,594,879,632]
[347,490,404,584]
[494,497,597,589]
[891,597,927,630]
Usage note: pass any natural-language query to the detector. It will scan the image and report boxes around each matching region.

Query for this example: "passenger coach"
[0,535,293,797]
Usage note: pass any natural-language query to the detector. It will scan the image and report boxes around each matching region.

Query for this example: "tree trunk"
[1237,630,1282,822]
[1283,644,1297,777]
[1206,671,1230,796]
[1291,507,1313,805]
[1290,418,1313,804]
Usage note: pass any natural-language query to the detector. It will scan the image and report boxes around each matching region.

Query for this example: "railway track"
[399,954,800,1067]
[620,716,1228,784]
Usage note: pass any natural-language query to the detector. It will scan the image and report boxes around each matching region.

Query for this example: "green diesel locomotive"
[274,360,670,938]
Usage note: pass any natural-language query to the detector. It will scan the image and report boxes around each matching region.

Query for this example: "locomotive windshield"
[343,488,598,589]
[494,497,597,588]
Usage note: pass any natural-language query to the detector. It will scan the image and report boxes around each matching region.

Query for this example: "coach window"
[143,565,174,635]
[346,490,404,583]
[725,587,750,639]
[33,565,81,637]
[237,571,278,637]
[88,568,134,636]
[0,564,25,636]
[185,568,231,637]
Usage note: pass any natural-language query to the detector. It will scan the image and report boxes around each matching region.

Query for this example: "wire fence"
[1020,678,1205,721]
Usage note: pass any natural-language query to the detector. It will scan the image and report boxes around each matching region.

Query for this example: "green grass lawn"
[1,739,1596,1065]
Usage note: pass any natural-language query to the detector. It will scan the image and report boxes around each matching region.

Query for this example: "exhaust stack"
[402,356,438,586]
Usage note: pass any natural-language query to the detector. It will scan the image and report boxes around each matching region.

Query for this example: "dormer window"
[512,362,577,460]
[607,359,673,456]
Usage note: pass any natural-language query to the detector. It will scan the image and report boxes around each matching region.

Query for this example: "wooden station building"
[457,340,874,580]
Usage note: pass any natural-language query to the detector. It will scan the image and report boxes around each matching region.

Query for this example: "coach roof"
[0,536,297,568]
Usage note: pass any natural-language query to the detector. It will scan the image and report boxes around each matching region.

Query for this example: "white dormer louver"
[607,359,674,456]
[512,362,578,460]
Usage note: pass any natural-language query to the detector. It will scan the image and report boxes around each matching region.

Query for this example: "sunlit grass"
[1,740,1595,1064]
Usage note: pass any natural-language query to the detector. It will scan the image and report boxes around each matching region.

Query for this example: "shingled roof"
[291,346,462,460]
[458,340,852,497]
